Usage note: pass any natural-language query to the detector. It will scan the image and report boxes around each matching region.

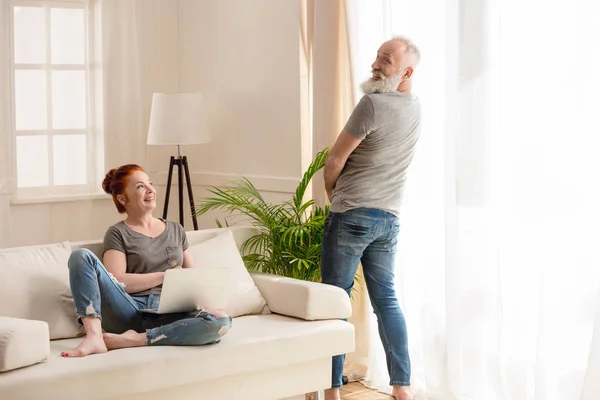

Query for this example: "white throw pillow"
[187,230,269,317]
[0,317,50,372]
[0,242,84,340]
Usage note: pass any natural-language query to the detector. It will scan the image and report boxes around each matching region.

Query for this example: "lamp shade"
[147,92,210,146]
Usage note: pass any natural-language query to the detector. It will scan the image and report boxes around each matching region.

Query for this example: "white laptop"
[139,267,231,314]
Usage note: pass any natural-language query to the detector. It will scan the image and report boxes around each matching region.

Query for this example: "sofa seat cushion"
[0,315,354,400]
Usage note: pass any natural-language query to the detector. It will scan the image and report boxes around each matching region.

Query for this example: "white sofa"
[0,226,355,400]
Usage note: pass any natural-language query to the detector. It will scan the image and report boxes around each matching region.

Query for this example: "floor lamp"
[147,93,210,230]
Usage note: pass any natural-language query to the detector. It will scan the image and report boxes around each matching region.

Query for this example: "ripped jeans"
[68,248,232,346]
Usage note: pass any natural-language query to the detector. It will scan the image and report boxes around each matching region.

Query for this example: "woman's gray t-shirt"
[102,219,189,296]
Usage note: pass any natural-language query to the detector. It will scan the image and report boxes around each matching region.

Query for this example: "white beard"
[360,69,403,94]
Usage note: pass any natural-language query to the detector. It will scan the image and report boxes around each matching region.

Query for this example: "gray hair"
[392,35,420,65]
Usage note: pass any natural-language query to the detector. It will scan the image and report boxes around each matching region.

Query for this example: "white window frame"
[7,0,103,200]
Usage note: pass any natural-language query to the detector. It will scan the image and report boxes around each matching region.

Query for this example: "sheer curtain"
[0,0,11,248]
[99,0,146,170]
[301,0,375,380]
[345,0,600,399]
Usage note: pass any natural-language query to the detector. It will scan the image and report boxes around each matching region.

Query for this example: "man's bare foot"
[324,388,341,400]
[61,333,107,358]
[102,330,146,350]
[392,386,414,400]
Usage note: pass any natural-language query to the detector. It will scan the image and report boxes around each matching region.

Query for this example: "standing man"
[321,36,421,400]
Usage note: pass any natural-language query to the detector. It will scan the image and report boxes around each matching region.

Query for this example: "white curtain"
[303,0,375,381]
[310,0,354,207]
[99,0,146,170]
[345,1,600,399]
[581,293,600,400]
[0,0,13,248]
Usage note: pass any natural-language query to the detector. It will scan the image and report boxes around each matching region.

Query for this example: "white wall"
[7,0,304,246]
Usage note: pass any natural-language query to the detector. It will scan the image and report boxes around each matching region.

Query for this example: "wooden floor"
[340,382,393,399]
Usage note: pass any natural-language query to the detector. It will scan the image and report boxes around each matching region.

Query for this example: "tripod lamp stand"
[147,92,210,230]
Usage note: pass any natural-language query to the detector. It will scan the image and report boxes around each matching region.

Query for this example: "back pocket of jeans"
[338,220,374,256]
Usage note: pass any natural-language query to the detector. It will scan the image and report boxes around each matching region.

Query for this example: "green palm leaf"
[193,146,359,286]
[291,147,330,215]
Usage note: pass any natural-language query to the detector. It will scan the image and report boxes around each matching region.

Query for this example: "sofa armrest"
[249,272,351,320]
[0,317,50,372]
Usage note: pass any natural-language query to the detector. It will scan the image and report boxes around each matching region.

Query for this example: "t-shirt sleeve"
[102,226,126,256]
[179,223,189,251]
[344,95,376,140]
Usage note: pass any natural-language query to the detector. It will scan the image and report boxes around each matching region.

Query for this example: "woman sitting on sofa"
[62,164,231,358]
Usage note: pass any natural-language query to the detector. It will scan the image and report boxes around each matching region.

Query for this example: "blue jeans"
[68,248,232,346]
[321,208,410,388]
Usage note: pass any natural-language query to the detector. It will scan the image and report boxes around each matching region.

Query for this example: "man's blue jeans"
[68,248,232,346]
[321,208,410,388]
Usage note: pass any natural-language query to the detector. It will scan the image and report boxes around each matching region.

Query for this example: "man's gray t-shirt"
[330,92,421,218]
[102,219,189,296]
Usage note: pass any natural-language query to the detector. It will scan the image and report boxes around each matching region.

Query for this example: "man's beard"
[360,69,403,94]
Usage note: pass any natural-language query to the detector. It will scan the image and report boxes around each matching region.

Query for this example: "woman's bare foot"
[392,386,414,400]
[102,330,146,350]
[61,333,107,358]
[324,388,341,400]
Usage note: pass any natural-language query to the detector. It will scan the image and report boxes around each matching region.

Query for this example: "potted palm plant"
[193,148,331,282]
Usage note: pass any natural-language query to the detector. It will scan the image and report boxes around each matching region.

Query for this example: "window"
[8,0,102,198]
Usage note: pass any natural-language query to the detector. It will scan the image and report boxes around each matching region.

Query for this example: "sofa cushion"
[187,230,269,317]
[0,242,83,340]
[0,315,355,399]
[0,317,50,372]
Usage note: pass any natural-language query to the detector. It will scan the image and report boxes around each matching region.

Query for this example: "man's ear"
[403,66,414,79]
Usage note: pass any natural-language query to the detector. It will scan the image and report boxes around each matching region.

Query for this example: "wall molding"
[153,171,300,194]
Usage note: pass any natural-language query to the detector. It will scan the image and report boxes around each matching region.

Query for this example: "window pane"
[51,8,85,65]
[13,7,46,64]
[15,70,47,130]
[53,135,87,185]
[52,71,86,129]
[16,136,49,188]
